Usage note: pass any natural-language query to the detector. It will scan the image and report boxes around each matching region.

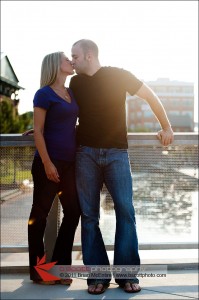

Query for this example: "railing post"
[44,195,59,262]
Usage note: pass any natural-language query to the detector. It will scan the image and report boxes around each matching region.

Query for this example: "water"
[1,175,198,247]
[99,191,198,244]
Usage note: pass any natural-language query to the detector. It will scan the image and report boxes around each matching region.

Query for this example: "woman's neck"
[51,75,67,89]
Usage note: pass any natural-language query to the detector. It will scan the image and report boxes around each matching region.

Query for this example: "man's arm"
[135,83,174,146]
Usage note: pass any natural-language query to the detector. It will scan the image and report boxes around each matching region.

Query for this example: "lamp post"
[11,90,20,185]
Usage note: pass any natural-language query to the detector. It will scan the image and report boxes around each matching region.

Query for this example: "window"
[144,111,153,117]
[169,111,180,116]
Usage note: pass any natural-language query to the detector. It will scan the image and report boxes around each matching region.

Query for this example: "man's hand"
[157,127,174,146]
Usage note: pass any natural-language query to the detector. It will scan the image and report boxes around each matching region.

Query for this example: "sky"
[1,1,198,121]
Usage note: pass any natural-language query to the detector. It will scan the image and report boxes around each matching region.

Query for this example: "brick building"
[127,78,194,132]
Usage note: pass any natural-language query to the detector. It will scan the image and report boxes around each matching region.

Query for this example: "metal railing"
[0,133,198,259]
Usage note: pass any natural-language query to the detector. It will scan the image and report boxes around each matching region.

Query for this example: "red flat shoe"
[33,280,56,285]
[57,278,73,285]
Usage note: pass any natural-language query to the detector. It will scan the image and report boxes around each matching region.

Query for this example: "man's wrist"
[162,125,172,131]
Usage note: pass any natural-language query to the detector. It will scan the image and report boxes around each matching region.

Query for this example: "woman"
[28,52,80,285]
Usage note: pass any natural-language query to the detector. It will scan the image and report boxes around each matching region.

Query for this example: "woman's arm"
[34,107,60,183]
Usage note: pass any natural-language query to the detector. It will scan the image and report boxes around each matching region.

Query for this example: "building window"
[144,122,154,128]
[169,111,180,116]
[181,112,193,118]
[143,111,153,117]
[130,112,135,120]
[182,87,193,93]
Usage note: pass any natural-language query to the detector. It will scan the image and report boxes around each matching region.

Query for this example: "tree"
[0,99,33,133]
[19,111,33,131]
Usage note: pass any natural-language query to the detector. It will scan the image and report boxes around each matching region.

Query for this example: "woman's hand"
[22,128,34,136]
[43,160,60,183]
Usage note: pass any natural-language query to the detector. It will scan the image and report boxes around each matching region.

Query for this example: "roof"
[0,76,25,90]
[147,78,193,87]
[0,53,25,90]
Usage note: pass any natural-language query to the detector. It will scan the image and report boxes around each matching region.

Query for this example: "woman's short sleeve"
[33,89,50,110]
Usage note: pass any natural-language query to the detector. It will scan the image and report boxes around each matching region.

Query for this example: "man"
[70,39,174,295]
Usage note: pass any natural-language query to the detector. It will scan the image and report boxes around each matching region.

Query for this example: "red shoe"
[57,278,73,285]
[33,280,56,285]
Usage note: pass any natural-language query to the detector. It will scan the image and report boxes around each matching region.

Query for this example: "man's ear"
[86,51,92,61]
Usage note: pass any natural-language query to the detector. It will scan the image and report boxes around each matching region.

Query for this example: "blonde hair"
[40,52,63,88]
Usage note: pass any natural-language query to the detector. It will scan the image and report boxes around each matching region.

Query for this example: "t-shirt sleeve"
[33,89,50,110]
[120,69,143,96]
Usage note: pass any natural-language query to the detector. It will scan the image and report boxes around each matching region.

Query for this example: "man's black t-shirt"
[69,67,143,148]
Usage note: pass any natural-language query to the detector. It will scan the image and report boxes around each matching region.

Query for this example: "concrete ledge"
[0,189,23,202]
[1,242,198,253]
[1,262,198,275]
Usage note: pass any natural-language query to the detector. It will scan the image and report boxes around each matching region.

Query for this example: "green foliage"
[0,170,32,184]
[0,99,33,133]
[19,111,33,131]
[0,100,16,133]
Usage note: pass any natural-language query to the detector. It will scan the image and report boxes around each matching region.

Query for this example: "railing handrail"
[1,242,198,253]
[0,132,198,147]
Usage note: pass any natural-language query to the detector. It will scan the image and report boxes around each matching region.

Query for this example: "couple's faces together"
[60,45,85,75]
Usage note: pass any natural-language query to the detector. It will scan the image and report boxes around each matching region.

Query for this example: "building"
[0,53,24,110]
[127,78,194,132]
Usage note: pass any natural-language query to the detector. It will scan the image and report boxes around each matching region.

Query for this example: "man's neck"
[85,63,101,76]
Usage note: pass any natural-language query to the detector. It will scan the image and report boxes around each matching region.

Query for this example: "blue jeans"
[76,146,140,285]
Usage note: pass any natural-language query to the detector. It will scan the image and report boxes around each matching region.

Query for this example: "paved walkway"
[1,269,198,299]
[1,251,198,300]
